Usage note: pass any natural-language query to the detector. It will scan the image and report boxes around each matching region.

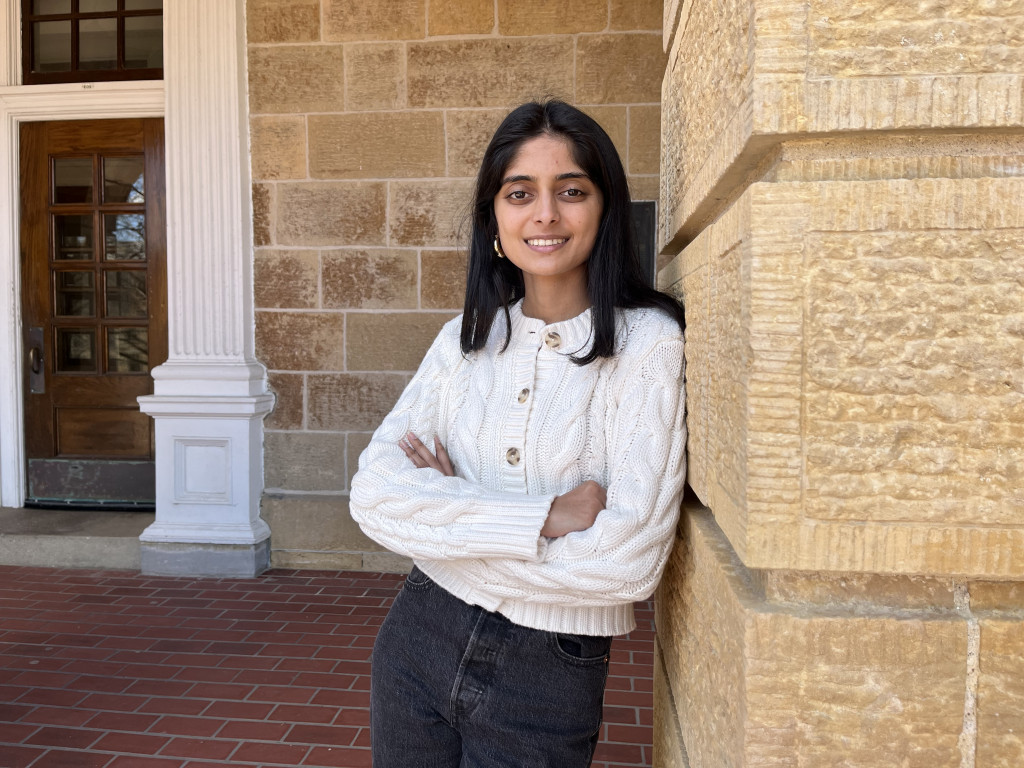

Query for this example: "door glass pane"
[55,328,97,373]
[124,16,162,69]
[107,328,148,373]
[54,158,93,204]
[33,1,71,14]
[55,215,94,261]
[125,0,162,9]
[105,271,148,318]
[80,0,117,11]
[55,271,96,317]
[33,21,72,73]
[80,18,117,70]
[103,157,145,203]
[103,214,145,261]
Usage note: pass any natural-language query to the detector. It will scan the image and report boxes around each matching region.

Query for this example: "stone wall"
[245,0,667,569]
[657,1,1024,766]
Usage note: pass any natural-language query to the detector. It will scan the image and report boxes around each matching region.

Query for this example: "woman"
[350,100,686,767]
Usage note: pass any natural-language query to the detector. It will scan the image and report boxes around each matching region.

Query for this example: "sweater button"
[505,447,521,466]
[517,388,530,403]
[543,331,561,349]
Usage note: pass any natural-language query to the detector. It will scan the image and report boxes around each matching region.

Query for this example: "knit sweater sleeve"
[349,320,555,562]
[453,331,686,608]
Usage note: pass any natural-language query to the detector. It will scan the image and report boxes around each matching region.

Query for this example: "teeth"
[527,238,567,246]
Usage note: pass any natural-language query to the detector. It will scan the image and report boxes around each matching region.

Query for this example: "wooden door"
[20,119,166,507]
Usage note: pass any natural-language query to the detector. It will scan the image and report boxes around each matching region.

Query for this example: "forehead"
[504,134,581,177]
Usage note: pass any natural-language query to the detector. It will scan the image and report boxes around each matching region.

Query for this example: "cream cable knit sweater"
[350,300,686,636]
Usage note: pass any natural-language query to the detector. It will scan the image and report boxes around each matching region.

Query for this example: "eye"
[561,187,587,199]
[506,189,531,202]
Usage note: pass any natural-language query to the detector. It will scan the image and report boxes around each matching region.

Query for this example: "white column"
[138,0,274,575]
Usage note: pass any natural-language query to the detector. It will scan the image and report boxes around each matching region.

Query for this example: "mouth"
[525,237,569,247]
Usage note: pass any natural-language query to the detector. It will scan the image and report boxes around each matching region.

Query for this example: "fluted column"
[138,0,273,576]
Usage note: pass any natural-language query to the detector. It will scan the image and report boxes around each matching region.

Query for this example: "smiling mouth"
[526,238,568,247]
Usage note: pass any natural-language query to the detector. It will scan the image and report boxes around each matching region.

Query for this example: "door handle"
[28,327,45,394]
[29,346,42,374]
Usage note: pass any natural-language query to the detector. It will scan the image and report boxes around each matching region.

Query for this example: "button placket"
[517,387,530,403]
[505,447,521,466]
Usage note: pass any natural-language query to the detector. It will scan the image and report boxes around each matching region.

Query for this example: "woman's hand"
[399,432,455,477]
[540,480,606,538]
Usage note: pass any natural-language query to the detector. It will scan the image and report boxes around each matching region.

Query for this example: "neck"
[520,273,590,324]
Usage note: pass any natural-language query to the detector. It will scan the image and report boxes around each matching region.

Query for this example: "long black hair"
[460,100,684,364]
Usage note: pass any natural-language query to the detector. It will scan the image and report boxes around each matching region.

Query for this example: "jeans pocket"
[549,632,612,667]
[404,565,435,591]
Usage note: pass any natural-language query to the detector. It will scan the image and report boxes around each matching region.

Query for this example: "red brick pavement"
[0,566,654,767]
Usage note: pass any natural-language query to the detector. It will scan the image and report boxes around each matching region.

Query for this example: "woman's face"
[493,134,603,290]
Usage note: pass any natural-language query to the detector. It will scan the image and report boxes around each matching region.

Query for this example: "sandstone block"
[254,249,319,309]
[307,373,409,430]
[346,312,455,371]
[308,112,445,179]
[322,0,425,41]
[445,109,506,177]
[248,45,345,114]
[265,372,304,431]
[261,494,384,555]
[407,38,574,108]
[276,182,387,246]
[577,33,666,104]
[252,183,273,246]
[322,249,418,309]
[347,432,373,489]
[629,105,660,176]
[611,0,663,31]
[978,616,1024,767]
[421,249,467,309]
[629,175,659,202]
[428,0,493,36]
[497,0,607,36]
[246,0,320,44]
[581,105,628,167]
[264,431,347,492]
[389,179,474,247]
[255,311,345,372]
[251,116,307,181]
[345,43,404,110]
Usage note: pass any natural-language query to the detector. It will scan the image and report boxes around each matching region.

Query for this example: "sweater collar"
[507,300,595,355]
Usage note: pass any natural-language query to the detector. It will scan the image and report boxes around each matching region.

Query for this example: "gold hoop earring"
[493,236,505,259]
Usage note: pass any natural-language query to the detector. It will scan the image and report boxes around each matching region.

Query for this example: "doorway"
[19,118,166,508]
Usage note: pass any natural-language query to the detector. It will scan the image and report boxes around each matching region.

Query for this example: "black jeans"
[370,566,612,768]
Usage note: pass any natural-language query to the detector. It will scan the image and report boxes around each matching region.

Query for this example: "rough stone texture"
[388,179,474,247]
[276,182,387,246]
[497,0,607,36]
[445,108,507,177]
[576,33,667,104]
[265,372,304,431]
[246,0,320,44]
[322,0,426,41]
[611,0,663,31]
[306,373,409,431]
[347,312,455,371]
[256,311,345,372]
[251,116,307,181]
[653,645,690,768]
[309,112,445,179]
[252,183,272,247]
[321,249,418,309]
[582,105,628,169]
[421,249,467,309]
[248,45,345,114]
[428,0,493,36]
[264,431,347,491]
[345,43,404,111]
[254,249,319,309]
[658,504,969,768]
[261,495,385,564]
[977,616,1024,767]
[407,38,574,108]
[629,105,661,176]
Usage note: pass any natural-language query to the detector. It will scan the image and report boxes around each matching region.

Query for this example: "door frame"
[0,0,163,506]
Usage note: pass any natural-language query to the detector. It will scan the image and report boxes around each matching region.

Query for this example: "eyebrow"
[501,171,590,185]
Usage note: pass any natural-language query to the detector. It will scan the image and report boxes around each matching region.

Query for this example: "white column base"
[138,364,274,576]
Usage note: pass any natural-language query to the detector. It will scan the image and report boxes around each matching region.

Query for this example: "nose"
[534,192,559,223]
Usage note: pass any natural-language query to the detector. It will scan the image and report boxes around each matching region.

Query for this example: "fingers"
[434,437,455,477]
[398,432,455,476]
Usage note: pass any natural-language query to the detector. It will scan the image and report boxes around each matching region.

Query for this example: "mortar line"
[953,579,979,768]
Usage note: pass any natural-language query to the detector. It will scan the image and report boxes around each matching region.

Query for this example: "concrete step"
[0,507,153,570]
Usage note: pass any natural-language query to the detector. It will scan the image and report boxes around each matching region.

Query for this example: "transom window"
[22,0,163,85]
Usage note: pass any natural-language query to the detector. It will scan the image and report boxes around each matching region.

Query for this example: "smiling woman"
[350,100,687,768]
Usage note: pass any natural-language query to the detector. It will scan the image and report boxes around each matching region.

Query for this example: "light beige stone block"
[256,311,345,372]
[308,112,445,179]
[248,45,345,114]
[407,38,574,108]
[254,249,319,309]
[978,616,1024,767]
[253,183,273,246]
[251,116,307,181]
[264,431,347,491]
[629,105,660,176]
[445,109,506,178]
[321,249,418,309]
[388,179,474,247]
[581,105,628,168]
[266,372,304,431]
[577,33,667,104]
[322,0,426,41]
[346,312,455,371]
[497,0,607,36]
[346,432,373,489]
[611,0,663,31]
[345,43,404,110]
[421,249,467,309]
[261,494,385,557]
[307,373,409,430]
[246,0,320,44]
[428,0,493,36]
[276,182,387,246]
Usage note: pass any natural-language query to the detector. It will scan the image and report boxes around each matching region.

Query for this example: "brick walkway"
[0,566,654,767]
